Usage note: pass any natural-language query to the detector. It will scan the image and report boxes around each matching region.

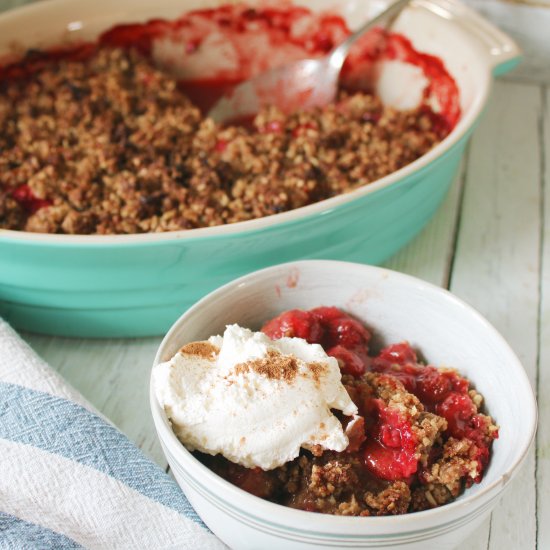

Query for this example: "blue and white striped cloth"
[0,319,225,549]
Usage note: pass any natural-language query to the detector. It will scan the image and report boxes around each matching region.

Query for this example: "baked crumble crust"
[0,47,445,235]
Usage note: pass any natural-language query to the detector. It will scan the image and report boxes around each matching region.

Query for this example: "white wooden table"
[5,0,548,548]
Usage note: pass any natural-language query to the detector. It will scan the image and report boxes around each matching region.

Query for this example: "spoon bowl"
[207,0,411,123]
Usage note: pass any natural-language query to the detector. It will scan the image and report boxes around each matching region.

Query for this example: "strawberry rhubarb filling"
[155,307,498,516]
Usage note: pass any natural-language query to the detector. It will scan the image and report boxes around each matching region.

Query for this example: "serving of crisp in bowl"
[150,260,536,549]
[0,0,520,337]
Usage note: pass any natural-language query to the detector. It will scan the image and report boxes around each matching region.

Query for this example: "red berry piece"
[310,306,344,322]
[363,439,418,481]
[376,342,417,366]
[261,309,323,344]
[450,375,469,394]
[379,422,403,448]
[363,403,418,480]
[11,184,52,213]
[327,345,366,377]
[435,392,476,439]
[214,139,228,152]
[311,307,371,350]
[311,31,334,53]
[325,317,371,349]
[378,407,417,452]
[416,367,452,405]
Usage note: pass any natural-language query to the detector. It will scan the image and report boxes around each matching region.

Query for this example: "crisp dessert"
[0,5,458,235]
[154,307,498,516]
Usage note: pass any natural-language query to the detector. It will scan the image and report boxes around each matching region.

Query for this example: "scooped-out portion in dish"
[0,4,460,235]
[154,307,498,516]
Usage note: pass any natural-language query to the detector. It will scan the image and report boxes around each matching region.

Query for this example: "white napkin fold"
[0,319,225,549]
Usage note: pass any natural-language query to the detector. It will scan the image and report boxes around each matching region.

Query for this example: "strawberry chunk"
[310,306,344,322]
[11,184,52,213]
[435,392,476,439]
[261,309,323,344]
[376,342,417,366]
[363,439,418,481]
[327,345,367,377]
[416,366,452,405]
[324,316,371,349]
[363,401,418,481]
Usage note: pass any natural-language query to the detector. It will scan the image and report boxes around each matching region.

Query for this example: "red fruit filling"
[327,345,366,377]
[363,400,418,481]
[220,464,277,499]
[261,309,323,344]
[314,307,372,376]
[291,122,318,137]
[11,185,52,214]
[260,307,497,501]
[371,340,495,478]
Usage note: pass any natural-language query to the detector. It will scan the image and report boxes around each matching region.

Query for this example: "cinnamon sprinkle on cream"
[232,350,329,385]
[235,350,299,383]
[234,349,299,382]
[308,361,328,385]
[180,341,219,359]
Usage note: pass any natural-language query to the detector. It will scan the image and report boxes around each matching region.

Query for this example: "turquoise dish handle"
[416,0,521,77]
[492,57,521,78]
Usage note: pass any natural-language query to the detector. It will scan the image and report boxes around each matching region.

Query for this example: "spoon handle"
[328,0,411,70]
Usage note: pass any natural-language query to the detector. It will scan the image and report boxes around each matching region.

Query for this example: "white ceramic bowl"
[150,260,536,550]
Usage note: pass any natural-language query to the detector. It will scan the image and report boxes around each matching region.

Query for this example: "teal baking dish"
[0,0,520,337]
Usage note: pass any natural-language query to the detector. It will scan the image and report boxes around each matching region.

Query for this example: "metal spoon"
[207,0,411,124]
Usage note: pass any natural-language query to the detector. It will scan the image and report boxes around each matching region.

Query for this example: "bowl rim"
[149,259,538,533]
[0,0,491,245]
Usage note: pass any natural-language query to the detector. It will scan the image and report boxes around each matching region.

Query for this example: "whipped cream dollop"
[154,324,358,470]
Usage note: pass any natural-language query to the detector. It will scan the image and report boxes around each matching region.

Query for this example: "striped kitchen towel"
[0,319,225,549]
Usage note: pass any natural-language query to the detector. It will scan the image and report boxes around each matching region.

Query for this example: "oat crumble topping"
[0,47,446,235]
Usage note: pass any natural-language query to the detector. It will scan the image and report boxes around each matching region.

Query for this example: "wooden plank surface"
[388,79,544,548]
[385,155,467,287]
[537,85,549,550]
[25,334,167,467]
[449,80,541,549]
[2,0,546,547]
